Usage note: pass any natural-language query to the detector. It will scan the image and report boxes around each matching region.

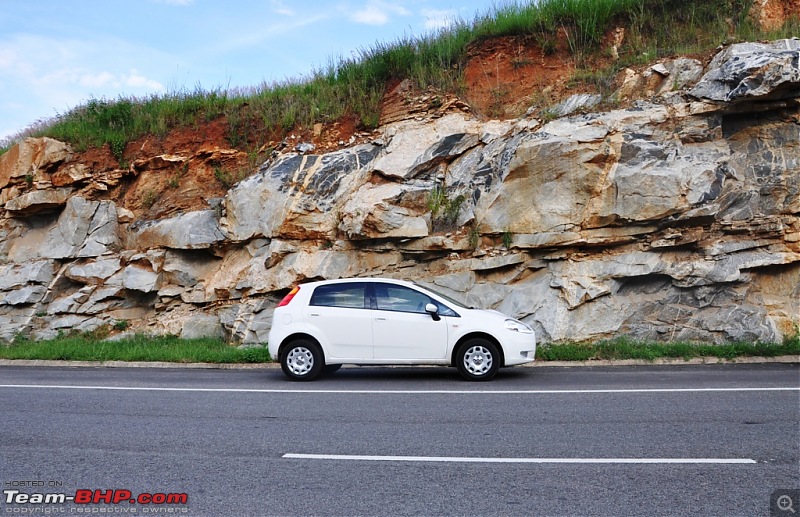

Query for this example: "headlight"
[504,319,533,334]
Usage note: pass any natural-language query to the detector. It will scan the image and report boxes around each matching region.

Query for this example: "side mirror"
[425,303,441,321]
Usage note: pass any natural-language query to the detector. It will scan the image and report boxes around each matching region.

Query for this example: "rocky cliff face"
[1,39,798,345]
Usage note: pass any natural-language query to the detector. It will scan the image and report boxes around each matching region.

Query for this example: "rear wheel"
[456,338,500,381]
[280,339,324,381]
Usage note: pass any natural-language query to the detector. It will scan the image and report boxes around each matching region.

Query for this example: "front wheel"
[280,339,324,381]
[456,338,500,381]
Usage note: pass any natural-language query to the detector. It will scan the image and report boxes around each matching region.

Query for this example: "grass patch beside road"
[0,333,797,365]
[0,334,270,364]
[536,336,800,362]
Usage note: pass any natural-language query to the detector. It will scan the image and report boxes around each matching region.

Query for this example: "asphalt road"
[1,363,798,516]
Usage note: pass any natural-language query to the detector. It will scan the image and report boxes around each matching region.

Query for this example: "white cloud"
[421,8,459,30]
[350,1,410,26]
[270,0,294,16]
[78,71,117,88]
[126,71,165,90]
[352,5,389,25]
[0,32,173,137]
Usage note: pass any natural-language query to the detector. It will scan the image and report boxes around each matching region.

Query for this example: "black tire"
[455,338,500,381]
[280,339,324,381]
[323,364,342,375]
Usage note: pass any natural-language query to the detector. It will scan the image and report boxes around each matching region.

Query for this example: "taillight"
[277,286,300,307]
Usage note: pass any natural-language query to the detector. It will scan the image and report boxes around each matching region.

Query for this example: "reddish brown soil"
[61,27,715,221]
[463,34,576,118]
[61,31,620,220]
[750,0,800,31]
[31,0,800,223]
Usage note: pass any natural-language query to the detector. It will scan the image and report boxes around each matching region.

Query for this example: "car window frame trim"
[367,281,461,318]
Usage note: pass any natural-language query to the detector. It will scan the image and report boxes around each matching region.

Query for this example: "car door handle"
[309,313,320,317]
[374,317,387,321]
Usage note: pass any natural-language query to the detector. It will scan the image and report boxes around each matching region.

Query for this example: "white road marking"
[0,385,797,394]
[282,453,758,464]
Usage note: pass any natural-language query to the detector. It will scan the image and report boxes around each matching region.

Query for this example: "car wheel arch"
[278,333,324,361]
[451,332,504,367]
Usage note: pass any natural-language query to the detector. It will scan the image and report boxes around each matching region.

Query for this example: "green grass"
[537,335,800,362]
[0,332,797,364]
[0,333,270,364]
[3,0,795,158]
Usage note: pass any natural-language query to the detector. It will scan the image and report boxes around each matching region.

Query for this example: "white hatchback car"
[267,278,536,381]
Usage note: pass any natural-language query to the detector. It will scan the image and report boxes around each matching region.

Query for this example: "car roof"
[297,277,416,288]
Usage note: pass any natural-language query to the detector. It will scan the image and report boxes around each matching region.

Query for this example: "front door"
[371,282,448,360]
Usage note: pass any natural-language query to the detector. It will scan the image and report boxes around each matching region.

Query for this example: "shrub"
[1,0,792,157]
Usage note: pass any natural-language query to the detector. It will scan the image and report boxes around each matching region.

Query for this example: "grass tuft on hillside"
[2,0,797,158]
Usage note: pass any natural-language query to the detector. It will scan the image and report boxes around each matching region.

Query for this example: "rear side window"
[310,282,367,309]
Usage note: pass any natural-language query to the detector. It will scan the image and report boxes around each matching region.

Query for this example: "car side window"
[309,282,366,309]
[373,283,457,316]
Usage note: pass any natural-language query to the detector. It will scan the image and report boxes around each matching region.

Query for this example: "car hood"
[463,307,511,320]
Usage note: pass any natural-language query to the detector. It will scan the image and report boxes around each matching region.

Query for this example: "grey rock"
[469,254,525,271]
[651,63,670,76]
[429,271,476,293]
[406,132,481,178]
[663,58,704,91]
[1,285,47,305]
[162,250,221,287]
[464,282,512,310]
[295,142,316,154]
[47,314,92,330]
[65,257,122,285]
[339,181,431,240]
[0,40,797,345]
[179,313,225,340]
[0,306,35,342]
[548,94,602,118]
[224,144,381,241]
[4,188,73,215]
[0,260,56,290]
[79,286,125,314]
[47,287,94,315]
[121,265,161,293]
[158,285,186,298]
[129,210,225,250]
[8,197,120,261]
[180,285,210,304]
[689,39,800,102]
[218,298,277,344]
[372,114,504,181]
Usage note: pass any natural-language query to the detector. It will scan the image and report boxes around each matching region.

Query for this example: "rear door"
[370,282,448,360]
[306,282,373,360]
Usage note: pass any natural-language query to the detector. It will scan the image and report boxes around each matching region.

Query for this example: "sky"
[0,0,501,142]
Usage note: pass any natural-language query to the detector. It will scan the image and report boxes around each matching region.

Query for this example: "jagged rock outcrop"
[689,39,800,102]
[0,39,798,345]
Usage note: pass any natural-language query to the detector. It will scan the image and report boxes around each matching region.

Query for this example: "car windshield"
[414,283,471,309]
